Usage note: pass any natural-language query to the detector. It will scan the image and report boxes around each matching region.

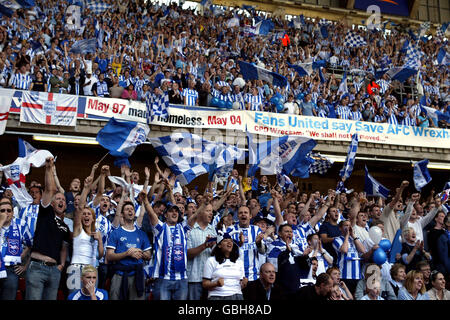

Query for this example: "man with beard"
[25,157,71,300]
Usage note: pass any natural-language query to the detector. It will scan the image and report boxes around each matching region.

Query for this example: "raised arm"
[74,176,94,236]
[92,165,109,208]
[310,191,335,228]
[112,188,127,228]
[52,164,65,194]
[141,190,159,227]
[400,193,419,230]
[387,180,409,210]
[42,157,57,207]
[421,197,448,228]
[270,189,283,227]
[135,192,147,228]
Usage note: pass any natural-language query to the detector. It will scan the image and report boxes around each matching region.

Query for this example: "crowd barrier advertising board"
[6,89,450,149]
[244,111,450,149]
[150,106,244,131]
[84,97,245,131]
[85,96,148,123]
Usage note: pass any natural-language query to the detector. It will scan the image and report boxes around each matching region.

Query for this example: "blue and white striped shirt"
[95,214,115,265]
[292,223,315,252]
[182,88,198,106]
[245,93,263,111]
[227,223,263,281]
[18,204,40,240]
[336,105,351,120]
[12,73,32,90]
[377,79,390,94]
[349,110,363,121]
[332,236,362,280]
[231,92,246,110]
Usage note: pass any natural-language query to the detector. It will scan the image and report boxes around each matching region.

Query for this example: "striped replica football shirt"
[332,236,362,280]
[182,88,198,106]
[226,223,264,281]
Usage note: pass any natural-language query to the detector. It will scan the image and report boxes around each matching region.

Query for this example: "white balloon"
[232,77,246,89]
[368,226,383,245]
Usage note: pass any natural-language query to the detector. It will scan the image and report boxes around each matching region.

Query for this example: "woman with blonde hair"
[397,270,429,300]
[67,176,104,293]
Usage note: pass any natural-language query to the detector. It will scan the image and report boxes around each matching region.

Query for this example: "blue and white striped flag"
[247,132,316,178]
[238,60,287,88]
[364,166,390,199]
[86,0,111,14]
[96,118,150,167]
[384,67,417,83]
[436,23,449,38]
[319,19,330,38]
[201,0,212,10]
[337,71,348,98]
[437,47,449,65]
[0,0,34,17]
[147,91,169,122]
[149,133,245,186]
[413,159,432,191]
[344,31,367,48]
[252,19,274,36]
[339,133,358,180]
[420,105,450,126]
[69,38,97,54]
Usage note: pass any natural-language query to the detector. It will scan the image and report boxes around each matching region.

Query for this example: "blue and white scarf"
[160,223,187,276]
[1,220,23,265]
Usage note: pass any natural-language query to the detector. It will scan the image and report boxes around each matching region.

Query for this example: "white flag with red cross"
[20,91,78,126]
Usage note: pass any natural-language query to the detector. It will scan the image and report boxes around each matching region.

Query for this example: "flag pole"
[96,151,109,166]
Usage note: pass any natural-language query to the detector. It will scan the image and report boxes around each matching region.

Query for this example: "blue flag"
[69,38,97,54]
[339,133,358,180]
[277,173,296,192]
[437,47,448,65]
[96,118,150,167]
[364,166,390,199]
[247,132,316,178]
[420,105,450,126]
[413,159,432,191]
[238,60,288,88]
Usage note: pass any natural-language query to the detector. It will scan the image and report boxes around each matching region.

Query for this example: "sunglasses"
[0,208,12,213]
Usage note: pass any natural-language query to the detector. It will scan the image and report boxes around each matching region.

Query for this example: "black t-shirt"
[32,204,71,264]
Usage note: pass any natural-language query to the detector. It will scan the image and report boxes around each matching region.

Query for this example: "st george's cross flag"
[20,91,77,126]
[0,88,14,135]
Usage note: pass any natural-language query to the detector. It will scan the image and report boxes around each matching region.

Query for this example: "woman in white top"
[426,271,450,300]
[202,232,247,300]
[67,176,104,293]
